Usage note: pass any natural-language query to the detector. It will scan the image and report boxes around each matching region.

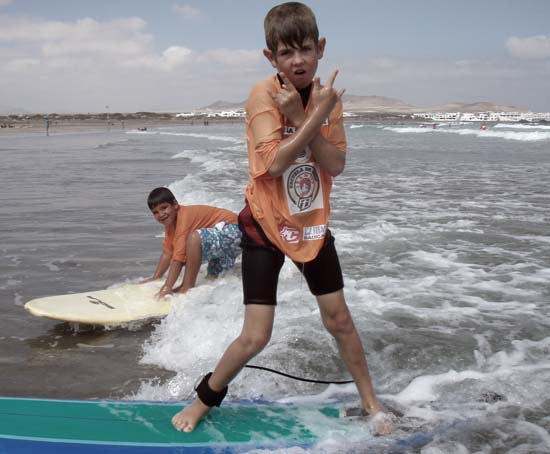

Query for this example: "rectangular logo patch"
[303,224,327,241]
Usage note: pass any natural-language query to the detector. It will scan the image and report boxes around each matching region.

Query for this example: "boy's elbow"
[329,156,346,177]
[268,167,284,178]
[268,161,285,178]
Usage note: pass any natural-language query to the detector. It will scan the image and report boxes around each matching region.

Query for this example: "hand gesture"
[269,73,306,127]
[310,70,345,117]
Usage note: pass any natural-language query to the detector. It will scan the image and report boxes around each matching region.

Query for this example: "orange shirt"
[163,205,237,263]
[245,76,346,262]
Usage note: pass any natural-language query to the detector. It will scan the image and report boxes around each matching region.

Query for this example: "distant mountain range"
[0,105,31,115]
[201,96,526,113]
[1,97,526,117]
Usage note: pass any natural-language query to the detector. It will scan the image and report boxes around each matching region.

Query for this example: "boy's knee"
[239,331,271,354]
[323,307,354,337]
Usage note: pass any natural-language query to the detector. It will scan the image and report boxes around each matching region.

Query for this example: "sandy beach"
[0,118,225,135]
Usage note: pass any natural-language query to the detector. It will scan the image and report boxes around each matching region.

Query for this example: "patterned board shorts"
[197,223,242,277]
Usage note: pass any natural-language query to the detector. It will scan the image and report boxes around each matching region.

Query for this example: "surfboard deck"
[24,283,169,326]
[0,397,442,453]
[0,397,344,453]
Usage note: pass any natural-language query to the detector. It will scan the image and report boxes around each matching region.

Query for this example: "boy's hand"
[139,277,157,284]
[269,73,306,127]
[156,285,173,299]
[310,70,345,117]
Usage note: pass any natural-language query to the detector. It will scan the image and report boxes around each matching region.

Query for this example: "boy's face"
[151,201,178,227]
[263,37,326,90]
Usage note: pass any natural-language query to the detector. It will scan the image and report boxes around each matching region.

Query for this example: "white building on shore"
[206,110,245,118]
[176,110,245,119]
[413,111,550,123]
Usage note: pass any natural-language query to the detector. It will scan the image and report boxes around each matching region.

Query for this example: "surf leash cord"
[245,364,353,384]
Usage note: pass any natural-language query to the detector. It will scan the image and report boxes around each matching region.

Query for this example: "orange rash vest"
[163,205,237,263]
[244,75,346,263]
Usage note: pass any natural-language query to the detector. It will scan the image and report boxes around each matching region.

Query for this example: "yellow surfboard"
[24,283,171,325]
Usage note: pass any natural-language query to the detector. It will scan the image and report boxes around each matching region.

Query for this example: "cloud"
[0,16,152,59]
[173,3,202,20]
[506,35,550,60]
[200,49,261,69]
[340,56,528,85]
[0,14,255,72]
[330,53,549,110]
[162,45,192,66]
[117,46,194,71]
[0,14,265,112]
[0,0,12,8]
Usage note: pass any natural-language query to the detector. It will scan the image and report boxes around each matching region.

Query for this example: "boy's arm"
[267,71,344,177]
[306,127,346,177]
[141,251,172,283]
[153,251,172,279]
[306,73,346,176]
[158,260,184,298]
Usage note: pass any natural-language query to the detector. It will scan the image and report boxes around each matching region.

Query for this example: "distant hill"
[200,100,245,111]
[200,95,416,113]
[200,96,524,114]
[342,95,416,112]
[424,102,527,113]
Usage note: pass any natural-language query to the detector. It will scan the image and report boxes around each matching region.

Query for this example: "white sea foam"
[77,343,115,349]
[384,126,435,134]
[13,292,24,307]
[171,149,198,159]
[160,131,243,144]
[331,222,418,247]
[474,129,550,141]
[171,148,240,174]
[219,144,247,153]
[167,175,245,213]
[391,336,550,410]
[395,369,487,404]
[495,123,550,130]
[93,138,130,149]
[127,129,244,144]
[0,278,21,290]
[384,126,550,142]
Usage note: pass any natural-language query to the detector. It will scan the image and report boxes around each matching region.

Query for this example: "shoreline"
[0,113,419,136]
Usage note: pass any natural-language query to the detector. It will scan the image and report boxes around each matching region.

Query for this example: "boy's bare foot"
[172,399,210,432]
[342,403,396,435]
[369,410,397,435]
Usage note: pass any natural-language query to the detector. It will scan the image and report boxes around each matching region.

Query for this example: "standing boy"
[172,2,390,433]
[145,187,241,298]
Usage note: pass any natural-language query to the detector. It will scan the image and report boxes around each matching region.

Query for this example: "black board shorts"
[238,203,344,305]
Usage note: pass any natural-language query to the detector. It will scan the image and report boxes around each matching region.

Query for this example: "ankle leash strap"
[195,372,228,407]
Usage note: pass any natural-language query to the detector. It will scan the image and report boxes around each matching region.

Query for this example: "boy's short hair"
[147,187,177,210]
[264,2,319,53]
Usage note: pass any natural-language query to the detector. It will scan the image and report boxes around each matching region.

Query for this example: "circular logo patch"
[287,164,320,212]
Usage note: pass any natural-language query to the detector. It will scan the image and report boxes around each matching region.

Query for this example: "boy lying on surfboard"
[143,187,241,299]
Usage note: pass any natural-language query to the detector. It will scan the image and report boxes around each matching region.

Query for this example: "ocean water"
[1,122,549,453]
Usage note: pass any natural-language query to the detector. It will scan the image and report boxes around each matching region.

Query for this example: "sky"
[1,0,549,113]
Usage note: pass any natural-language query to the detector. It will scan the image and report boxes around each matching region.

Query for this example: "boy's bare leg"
[176,231,202,293]
[316,290,392,433]
[172,304,275,432]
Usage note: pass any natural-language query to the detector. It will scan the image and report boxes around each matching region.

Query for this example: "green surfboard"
[0,397,344,453]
